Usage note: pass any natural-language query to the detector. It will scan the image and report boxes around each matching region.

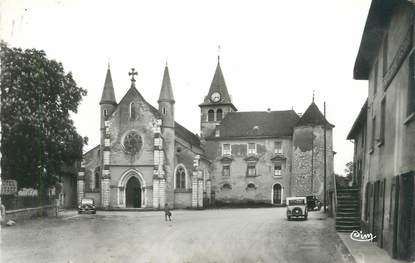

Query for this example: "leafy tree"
[344,161,353,181]
[0,42,87,194]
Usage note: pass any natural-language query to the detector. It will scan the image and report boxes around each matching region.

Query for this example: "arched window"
[175,166,186,189]
[273,183,282,204]
[222,183,232,190]
[208,109,215,122]
[130,102,136,120]
[94,167,100,190]
[247,183,256,190]
[162,107,166,115]
[216,109,223,121]
[103,109,108,118]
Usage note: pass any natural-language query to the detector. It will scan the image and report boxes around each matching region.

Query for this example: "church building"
[78,58,334,209]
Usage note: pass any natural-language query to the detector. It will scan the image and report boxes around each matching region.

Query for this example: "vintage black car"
[286,197,308,220]
[78,198,96,214]
[306,195,322,211]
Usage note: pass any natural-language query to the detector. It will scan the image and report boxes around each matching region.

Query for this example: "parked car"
[306,195,322,211]
[78,198,96,214]
[286,197,308,220]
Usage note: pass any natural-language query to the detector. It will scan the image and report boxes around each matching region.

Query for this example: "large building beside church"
[78,59,334,209]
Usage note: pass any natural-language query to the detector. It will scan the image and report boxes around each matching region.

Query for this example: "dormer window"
[130,102,136,120]
[208,109,215,122]
[248,143,256,155]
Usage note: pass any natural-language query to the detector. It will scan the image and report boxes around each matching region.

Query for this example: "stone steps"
[335,188,361,232]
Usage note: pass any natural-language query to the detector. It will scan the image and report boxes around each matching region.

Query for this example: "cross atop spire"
[129,68,138,82]
[312,90,315,103]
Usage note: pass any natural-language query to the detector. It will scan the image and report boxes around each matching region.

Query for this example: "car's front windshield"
[288,199,305,205]
[81,199,94,205]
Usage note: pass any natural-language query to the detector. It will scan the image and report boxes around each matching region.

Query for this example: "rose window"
[123,131,142,155]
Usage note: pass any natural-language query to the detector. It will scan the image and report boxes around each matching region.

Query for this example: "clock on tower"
[210,92,221,102]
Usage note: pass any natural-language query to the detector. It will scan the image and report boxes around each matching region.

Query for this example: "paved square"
[1,208,351,263]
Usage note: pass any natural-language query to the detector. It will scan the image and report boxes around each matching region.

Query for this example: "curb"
[336,232,357,263]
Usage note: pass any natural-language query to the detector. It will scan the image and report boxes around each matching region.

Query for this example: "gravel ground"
[1,208,351,263]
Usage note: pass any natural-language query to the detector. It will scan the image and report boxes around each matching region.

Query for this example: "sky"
[0,0,371,175]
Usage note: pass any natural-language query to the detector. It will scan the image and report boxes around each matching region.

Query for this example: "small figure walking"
[164,204,172,221]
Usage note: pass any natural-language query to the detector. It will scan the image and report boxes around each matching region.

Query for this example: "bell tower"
[157,64,175,208]
[100,65,117,130]
[199,57,237,138]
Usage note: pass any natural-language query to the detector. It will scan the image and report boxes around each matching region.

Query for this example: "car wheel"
[78,211,82,214]
[304,215,308,220]
[92,211,96,214]
[287,216,291,221]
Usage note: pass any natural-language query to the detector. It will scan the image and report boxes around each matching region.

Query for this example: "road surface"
[1,208,352,263]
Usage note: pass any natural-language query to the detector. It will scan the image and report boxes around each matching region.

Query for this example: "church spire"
[100,67,117,105]
[208,58,231,103]
[158,64,175,103]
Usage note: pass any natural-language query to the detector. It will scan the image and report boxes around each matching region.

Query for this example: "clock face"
[211,92,221,102]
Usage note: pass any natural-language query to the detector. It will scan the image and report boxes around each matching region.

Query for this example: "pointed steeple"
[100,67,117,105]
[207,58,231,103]
[158,65,175,103]
[199,58,236,111]
[296,102,334,128]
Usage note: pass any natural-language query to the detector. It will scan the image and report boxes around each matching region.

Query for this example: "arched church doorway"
[273,184,282,205]
[126,176,141,208]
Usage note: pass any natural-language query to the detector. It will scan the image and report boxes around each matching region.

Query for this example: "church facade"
[77,59,334,209]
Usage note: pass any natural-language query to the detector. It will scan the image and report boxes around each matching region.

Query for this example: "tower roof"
[199,59,236,110]
[296,102,334,128]
[158,65,175,103]
[100,67,117,105]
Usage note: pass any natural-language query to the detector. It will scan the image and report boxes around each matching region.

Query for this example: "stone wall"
[292,125,333,201]
[206,138,292,205]
[5,205,57,222]
[174,191,192,208]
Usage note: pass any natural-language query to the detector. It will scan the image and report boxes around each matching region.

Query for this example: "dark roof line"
[208,110,300,139]
[83,145,99,156]
[174,121,201,147]
[353,0,398,79]
[347,100,368,140]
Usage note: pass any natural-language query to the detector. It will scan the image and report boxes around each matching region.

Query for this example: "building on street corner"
[78,58,334,210]
[349,0,415,260]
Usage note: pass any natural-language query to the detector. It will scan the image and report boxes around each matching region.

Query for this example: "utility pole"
[311,129,314,194]
[323,102,327,213]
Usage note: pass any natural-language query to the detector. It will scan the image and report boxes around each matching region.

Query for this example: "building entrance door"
[273,184,282,204]
[397,172,414,260]
[126,177,141,208]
